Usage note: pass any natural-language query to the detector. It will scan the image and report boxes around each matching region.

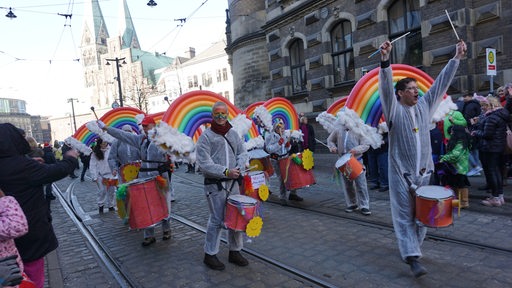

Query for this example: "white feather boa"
[230,114,252,139]
[316,112,338,134]
[431,97,458,123]
[253,106,273,131]
[85,121,116,143]
[335,108,383,149]
[65,137,92,155]
[148,122,195,158]
[245,136,265,151]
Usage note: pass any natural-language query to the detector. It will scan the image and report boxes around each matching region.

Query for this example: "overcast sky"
[0,0,227,118]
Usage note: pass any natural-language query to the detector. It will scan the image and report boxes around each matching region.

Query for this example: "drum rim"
[416,186,453,199]
[126,176,156,185]
[335,153,352,167]
[228,194,258,204]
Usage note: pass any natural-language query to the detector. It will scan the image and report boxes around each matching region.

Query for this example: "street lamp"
[67,98,78,132]
[105,57,127,107]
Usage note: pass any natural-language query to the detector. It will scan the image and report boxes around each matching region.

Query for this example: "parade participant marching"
[378,39,466,277]
[108,124,142,184]
[196,101,249,271]
[327,118,372,215]
[89,138,117,214]
[265,120,303,205]
[98,116,172,246]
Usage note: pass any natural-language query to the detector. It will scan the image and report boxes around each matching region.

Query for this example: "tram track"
[56,172,511,287]
[60,178,336,288]
[172,172,512,256]
[53,182,141,288]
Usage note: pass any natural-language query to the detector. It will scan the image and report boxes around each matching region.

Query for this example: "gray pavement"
[45,153,512,287]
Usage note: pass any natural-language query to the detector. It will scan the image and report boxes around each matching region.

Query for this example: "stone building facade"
[227,0,512,116]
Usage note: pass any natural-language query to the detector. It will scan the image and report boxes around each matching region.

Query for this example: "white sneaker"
[499,194,505,205]
[467,169,477,176]
[481,197,502,207]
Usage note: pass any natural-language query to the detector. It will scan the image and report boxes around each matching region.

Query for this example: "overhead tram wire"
[140,0,212,58]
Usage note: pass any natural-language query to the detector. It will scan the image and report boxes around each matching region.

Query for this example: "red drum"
[225,195,259,231]
[415,186,455,228]
[243,171,268,200]
[278,154,316,190]
[126,177,169,229]
[335,153,363,180]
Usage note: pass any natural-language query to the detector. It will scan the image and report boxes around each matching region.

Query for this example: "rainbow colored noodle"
[264,97,299,131]
[73,123,97,146]
[243,101,265,117]
[161,90,259,142]
[326,97,347,115]
[149,111,164,123]
[72,106,144,145]
[345,64,444,127]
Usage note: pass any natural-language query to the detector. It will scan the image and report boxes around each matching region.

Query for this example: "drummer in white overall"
[326,124,371,215]
[108,124,141,184]
[378,39,466,277]
[98,116,172,246]
[196,101,250,271]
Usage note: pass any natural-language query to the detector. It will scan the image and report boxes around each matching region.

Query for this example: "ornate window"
[388,0,422,66]
[289,39,306,93]
[330,20,354,84]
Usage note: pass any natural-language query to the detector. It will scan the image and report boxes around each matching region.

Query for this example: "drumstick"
[315,138,330,149]
[164,96,171,106]
[90,106,99,120]
[367,31,411,58]
[445,10,460,41]
[241,165,258,173]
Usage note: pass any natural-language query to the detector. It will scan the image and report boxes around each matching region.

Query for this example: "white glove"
[97,120,106,129]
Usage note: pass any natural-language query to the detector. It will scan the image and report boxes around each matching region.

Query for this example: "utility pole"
[105,57,126,107]
[67,98,78,132]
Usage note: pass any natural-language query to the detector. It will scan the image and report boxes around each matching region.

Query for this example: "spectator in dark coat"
[0,123,79,288]
[299,116,316,152]
[471,97,509,207]
[62,140,78,178]
[461,92,483,175]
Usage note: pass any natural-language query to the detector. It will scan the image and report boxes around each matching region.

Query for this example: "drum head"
[228,194,258,205]
[335,153,351,168]
[416,186,453,199]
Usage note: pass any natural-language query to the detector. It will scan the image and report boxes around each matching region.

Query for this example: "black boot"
[228,251,249,267]
[406,256,427,278]
[98,206,104,214]
[204,253,225,270]
[141,237,156,247]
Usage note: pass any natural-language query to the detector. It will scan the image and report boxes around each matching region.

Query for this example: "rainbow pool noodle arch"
[73,124,97,146]
[161,90,259,142]
[264,97,299,131]
[326,97,347,115]
[72,106,144,145]
[345,64,443,127]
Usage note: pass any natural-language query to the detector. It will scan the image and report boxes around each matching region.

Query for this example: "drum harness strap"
[204,134,241,194]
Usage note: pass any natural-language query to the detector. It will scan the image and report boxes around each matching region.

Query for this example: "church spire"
[118,0,141,49]
[81,0,109,48]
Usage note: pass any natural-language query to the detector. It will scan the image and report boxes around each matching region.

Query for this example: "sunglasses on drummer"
[213,112,228,120]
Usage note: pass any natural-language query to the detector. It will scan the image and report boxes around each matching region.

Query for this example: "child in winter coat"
[0,187,28,287]
[89,138,117,214]
[439,125,471,208]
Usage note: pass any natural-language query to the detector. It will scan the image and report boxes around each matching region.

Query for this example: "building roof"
[131,49,174,85]
[180,40,227,67]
